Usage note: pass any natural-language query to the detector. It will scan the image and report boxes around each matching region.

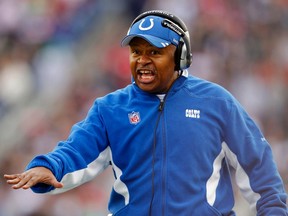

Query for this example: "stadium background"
[0,0,287,215]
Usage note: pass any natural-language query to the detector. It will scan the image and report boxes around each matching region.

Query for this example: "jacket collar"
[132,72,188,99]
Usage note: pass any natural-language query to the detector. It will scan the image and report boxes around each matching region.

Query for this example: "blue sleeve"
[224,99,287,214]
[25,100,110,193]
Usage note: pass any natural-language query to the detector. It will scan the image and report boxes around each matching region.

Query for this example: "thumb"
[51,178,64,188]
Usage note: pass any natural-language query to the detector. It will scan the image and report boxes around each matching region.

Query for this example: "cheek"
[129,57,136,71]
[158,58,176,83]
[168,55,176,69]
[160,58,176,73]
[159,51,176,71]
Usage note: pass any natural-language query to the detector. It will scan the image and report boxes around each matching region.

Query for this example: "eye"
[131,48,140,55]
[151,50,160,55]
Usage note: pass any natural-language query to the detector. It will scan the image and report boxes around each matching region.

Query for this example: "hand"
[4,167,64,190]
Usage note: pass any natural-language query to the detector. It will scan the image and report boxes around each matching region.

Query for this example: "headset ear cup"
[174,41,183,71]
[175,38,190,71]
[179,40,188,70]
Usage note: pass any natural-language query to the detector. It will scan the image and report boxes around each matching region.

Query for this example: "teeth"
[139,70,152,74]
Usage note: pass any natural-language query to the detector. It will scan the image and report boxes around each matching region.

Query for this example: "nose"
[137,54,151,64]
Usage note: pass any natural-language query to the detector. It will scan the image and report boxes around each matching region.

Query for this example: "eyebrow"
[129,43,160,50]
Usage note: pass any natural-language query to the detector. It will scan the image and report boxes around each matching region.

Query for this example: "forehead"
[129,37,176,53]
[129,37,155,47]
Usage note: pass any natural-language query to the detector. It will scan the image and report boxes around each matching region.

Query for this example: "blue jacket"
[27,75,287,215]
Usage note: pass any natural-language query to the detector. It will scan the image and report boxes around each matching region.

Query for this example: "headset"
[130,10,193,71]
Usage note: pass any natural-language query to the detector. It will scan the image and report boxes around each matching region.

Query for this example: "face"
[129,37,178,94]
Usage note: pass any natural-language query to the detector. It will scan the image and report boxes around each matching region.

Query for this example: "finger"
[6,178,21,185]
[21,179,36,190]
[4,174,19,180]
[21,177,63,190]
[11,174,31,189]
[13,179,34,190]
[5,174,25,186]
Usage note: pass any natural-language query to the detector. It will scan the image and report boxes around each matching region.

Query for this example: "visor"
[121,15,181,48]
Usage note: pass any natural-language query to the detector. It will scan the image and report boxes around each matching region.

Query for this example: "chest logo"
[128,111,141,124]
[185,109,200,119]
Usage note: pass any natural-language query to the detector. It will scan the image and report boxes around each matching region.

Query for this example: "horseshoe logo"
[138,18,154,31]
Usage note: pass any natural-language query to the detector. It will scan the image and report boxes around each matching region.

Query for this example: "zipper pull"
[159,101,164,111]
[157,94,166,111]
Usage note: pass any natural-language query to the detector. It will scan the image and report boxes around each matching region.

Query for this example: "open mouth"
[137,69,156,83]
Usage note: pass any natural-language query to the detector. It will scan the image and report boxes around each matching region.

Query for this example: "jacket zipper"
[158,95,167,216]
[149,95,167,216]
[161,109,167,216]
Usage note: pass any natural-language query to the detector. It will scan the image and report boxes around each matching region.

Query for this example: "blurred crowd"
[0,0,287,215]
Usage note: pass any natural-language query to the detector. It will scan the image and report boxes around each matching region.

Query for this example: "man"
[4,10,288,215]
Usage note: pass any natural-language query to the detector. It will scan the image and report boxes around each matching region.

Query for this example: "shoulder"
[181,75,243,115]
[184,75,234,101]
[95,84,135,107]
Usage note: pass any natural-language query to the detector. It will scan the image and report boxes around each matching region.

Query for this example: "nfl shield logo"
[128,111,141,125]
